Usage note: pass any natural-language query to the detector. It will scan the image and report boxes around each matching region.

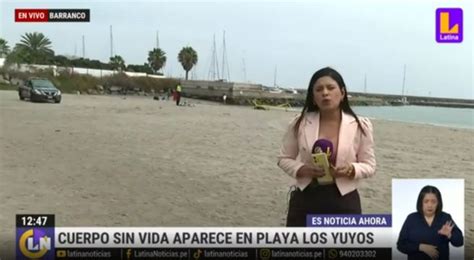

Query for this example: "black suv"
[19,78,62,103]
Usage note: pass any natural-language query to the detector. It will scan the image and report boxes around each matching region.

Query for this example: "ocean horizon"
[287,105,473,129]
[352,105,474,129]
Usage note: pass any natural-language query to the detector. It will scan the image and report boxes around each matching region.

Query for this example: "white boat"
[269,87,283,94]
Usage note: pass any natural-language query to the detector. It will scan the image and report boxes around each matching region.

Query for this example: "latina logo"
[436,8,463,43]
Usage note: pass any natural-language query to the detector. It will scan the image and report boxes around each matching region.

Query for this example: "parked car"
[18,78,61,103]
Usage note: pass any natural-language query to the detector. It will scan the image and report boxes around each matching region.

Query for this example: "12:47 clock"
[16,214,55,227]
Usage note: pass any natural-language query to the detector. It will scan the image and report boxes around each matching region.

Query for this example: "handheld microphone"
[311,139,335,185]
[312,139,335,165]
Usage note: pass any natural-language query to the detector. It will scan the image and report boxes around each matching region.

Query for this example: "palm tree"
[178,46,198,80]
[147,48,166,74]
[0,38,10,58]
[15,32,54,64]
[109,55,125,71]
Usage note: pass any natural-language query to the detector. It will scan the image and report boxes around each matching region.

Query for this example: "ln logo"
[18,229,51,258]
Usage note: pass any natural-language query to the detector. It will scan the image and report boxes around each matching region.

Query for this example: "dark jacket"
[397,212,463,260]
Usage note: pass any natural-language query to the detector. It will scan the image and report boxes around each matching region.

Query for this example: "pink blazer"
[277,112,376,196]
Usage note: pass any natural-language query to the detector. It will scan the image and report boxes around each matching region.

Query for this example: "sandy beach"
[1,90,472,258]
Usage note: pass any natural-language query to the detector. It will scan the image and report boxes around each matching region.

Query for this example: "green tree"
[178,46,198,80]
[5,46,28,67]
[0,38,10,58]
[109,55,125,71]
[53,55,72,67]
[15,32,54,64]
[71,58,110,70]
[127,63,153,74]
[147,48,166,74]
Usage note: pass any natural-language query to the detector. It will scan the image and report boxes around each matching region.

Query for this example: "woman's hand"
[330,163,355,179]
[419,243,439,259]
[438,221,454,239]
[296,165,326,178]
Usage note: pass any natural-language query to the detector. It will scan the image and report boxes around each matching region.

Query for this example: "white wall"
[3,62,167,79]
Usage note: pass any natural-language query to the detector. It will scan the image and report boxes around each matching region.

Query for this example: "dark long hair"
[416,185,443,215]
[293,67,365,136]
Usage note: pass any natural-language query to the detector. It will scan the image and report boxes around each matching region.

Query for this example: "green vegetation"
[178,46,198,80]
[0,68,178,94]
[0,82,17,90]
[5,33,56,67]
[147,48,167,74]
[0,32,189,95]
[0,38,10,58]
[1,32,197,76]
[109,55,126,71]
[126,63,153,74]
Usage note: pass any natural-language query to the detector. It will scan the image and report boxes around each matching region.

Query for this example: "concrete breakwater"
[181,80,473,108]
[180,80,386,107]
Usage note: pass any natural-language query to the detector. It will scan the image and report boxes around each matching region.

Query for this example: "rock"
[108,86,122,93]
[0,78,10,84]
[11,78,23,86]
[87,89,98,95]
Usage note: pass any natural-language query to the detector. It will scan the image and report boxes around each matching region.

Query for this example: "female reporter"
[277,67,376,227]
[397,185,464,260]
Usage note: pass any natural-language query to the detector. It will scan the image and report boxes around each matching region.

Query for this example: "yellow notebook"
[312,153,334,185]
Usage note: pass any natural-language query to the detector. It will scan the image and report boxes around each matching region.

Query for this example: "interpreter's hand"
[330,163,355,179]
[296,165,325,178]
[419,243,439,259]
[438,220,454,239]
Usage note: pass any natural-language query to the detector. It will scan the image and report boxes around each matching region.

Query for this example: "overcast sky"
[1,0,472,99]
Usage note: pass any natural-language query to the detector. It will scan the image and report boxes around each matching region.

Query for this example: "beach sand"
[1,90,472,258]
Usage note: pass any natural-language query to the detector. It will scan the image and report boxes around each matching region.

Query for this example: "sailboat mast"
[273,66,277,87]
[221,30,230,81]
[242,57,247,82]
[402,64,406,97]
[222,31,225,80]
[364,73,367,93]
[82,35,85,58]
[110,25,114,58]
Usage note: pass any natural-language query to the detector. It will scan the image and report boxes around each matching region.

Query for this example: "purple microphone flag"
[312,139,335,165]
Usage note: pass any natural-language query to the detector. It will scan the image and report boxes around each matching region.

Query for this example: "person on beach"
[277,67,376,226]
[176,83,182,106]
[397,185,464,260]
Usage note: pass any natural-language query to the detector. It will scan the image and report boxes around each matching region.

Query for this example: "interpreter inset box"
[392,179,464,260]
